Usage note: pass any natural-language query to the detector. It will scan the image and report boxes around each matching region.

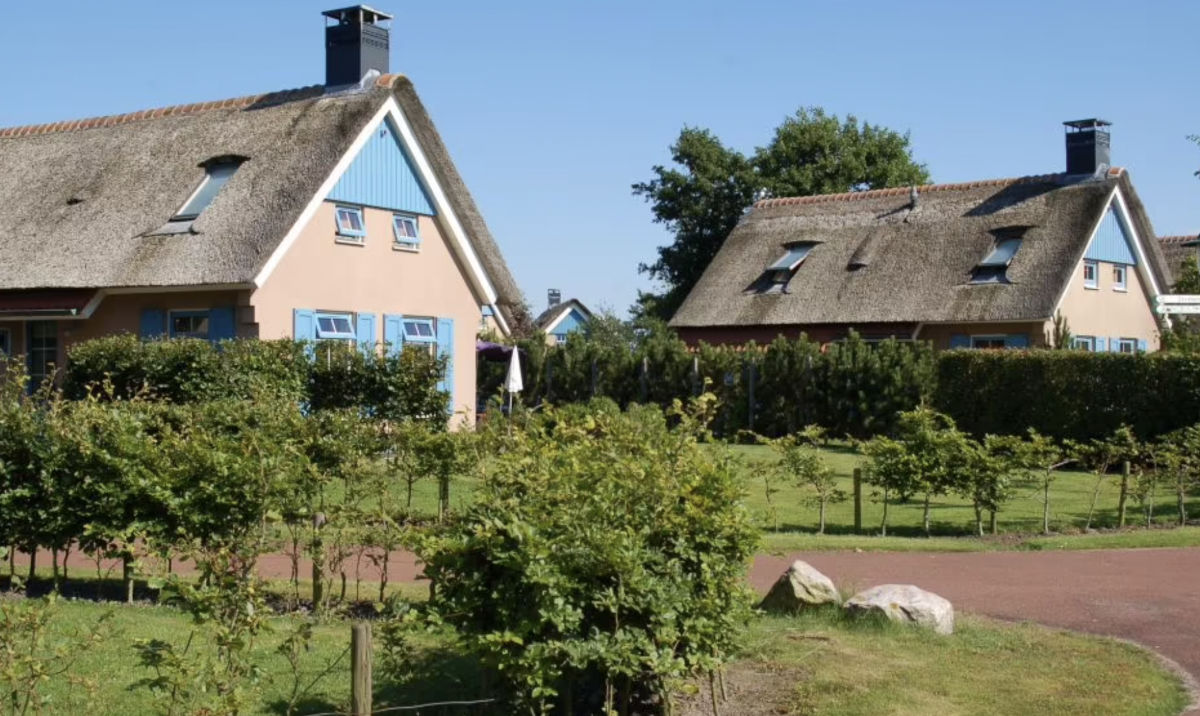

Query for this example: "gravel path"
[752,548,1200,714]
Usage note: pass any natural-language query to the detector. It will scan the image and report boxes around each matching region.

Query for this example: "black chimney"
[548,289,562,309]
[1063,119,1112,175]
[322,6,392,87]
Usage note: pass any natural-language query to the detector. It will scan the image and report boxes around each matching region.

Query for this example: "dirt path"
[753,548,1200,714]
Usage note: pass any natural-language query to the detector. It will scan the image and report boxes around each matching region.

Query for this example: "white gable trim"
[1049,185,1167,328]
[542,305,575,334]
[251,96,508,335]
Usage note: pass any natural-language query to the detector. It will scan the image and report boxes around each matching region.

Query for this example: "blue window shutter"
[949,334,969,349]
[139,309,165,339]
[383,314,404,356]
[437,317,455,411]
[1095,337,1108,353]
[356,313,377,355]
[293,309,316,341]
[1137,339,1147,353]
[209,307,235,342]
[1111,337,1122,353]
[1005,334,1029,349]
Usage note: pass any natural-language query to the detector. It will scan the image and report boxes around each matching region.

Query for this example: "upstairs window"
[315,312,356,340]
[1083,260,1099,289]
[1113,265,1128,291]
[970,236,1023,284]
[155,157,244,235]
[392,213,421,251]
[335,206,366,241]
[170,310,210,340]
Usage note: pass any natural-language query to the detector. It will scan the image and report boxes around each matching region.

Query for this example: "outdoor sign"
[1155,295,1200,315]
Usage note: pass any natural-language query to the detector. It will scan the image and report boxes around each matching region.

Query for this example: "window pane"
[768,244,814,272]
[176,162,239,219]
[318,317,336,333]
[331,317,353,334]
[979,238,1022,267]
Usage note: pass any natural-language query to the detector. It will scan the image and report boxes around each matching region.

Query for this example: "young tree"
[861,436,918,538]
[633,109,929,319]
[1156,425,1200,526]
[1071,426,1140,530]
[1021,430,1072,534]
[772,430,844,534]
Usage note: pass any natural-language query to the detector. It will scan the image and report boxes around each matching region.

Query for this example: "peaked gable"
[326,116,435,215]
[1084,206,1137,265]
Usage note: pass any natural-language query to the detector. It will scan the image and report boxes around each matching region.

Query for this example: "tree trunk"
[922,492,931,536]
[880,488,889,538]
[989,510,998,535]
[1117,462,1130,528]
[379,548,389,604]
[123,555,134,604]
[973,503,983,537]
[818,498,826,535]
[406,479,414,509]
[1043,478,1052,535]
[1085,473,1105,530]
[27,549,36,582]
[1179,481,1188,527]
[51,547,60,590]
[1147,477,1156,528]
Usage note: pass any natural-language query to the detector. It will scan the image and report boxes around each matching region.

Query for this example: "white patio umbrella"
[504,346,523,414]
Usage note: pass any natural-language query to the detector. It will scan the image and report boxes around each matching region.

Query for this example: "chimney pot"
[322,5,393,88]
[1063,118,1112,175]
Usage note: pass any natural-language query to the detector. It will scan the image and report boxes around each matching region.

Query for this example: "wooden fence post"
[1118,461,1131,528]
[853,468,863,533]
[692,356,700,396]
[351,622,373,716]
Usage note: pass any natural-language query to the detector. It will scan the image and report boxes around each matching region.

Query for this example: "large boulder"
[758,560,840,612]
[844,584,954,635]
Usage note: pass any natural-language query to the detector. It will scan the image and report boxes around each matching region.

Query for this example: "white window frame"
[315,312,356,341]
[168,309,212,340]
[1073,335,1095,351]
[0,327,9,356]
[392,213,421,251]
[1083,260,1099,290]
[1116,338,1137,354]
[1112,264,1128,292]
[970,335,1008,350]
[555,333,568,346]
[334,206,367,243]
[402,317,437,356]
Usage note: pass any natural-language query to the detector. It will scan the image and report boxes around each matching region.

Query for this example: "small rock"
[844,584,954,635]
[758,560,840,613]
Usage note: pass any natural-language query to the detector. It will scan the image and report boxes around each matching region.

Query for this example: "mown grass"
[356,442,1200,542]
[738,608,1187,716]
[761,526,1200,554]
[23,599,1187,716]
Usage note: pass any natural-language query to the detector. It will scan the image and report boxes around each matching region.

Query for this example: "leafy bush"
[417,398,759,714]
[308,341,448,423]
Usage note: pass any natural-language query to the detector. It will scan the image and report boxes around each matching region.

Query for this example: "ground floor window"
[315,312,356,341]
[1116,338,1137,354]
[1073,335,1095,351]
[27,321,57,387]
[403,317,438,356]
[0,327,9,356]
[970,335,1007,349]
[170,310,210,339]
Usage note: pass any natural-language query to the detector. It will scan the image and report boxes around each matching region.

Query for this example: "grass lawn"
[354,442,1200,543]
[20,599,1187,716]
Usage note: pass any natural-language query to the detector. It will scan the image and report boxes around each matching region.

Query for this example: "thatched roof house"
[671,121,1172,353]
[0,5,524,422]
[1159,235,1199,285]
[533,291,593,345]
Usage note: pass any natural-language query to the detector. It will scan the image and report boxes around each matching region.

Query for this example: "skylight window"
[768,243,815,273]
[969,235,1024,284]
[153,158,244,235]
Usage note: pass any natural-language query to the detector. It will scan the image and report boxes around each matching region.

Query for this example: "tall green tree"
[633,108,930,319]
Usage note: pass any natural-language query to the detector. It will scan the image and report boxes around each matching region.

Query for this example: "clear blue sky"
[1,1,1197,315]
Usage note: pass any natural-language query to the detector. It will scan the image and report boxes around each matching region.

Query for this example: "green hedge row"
[934,351,1200,441]
[60,335,448,423]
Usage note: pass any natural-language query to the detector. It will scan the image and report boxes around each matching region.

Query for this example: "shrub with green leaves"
[417,397,759,714]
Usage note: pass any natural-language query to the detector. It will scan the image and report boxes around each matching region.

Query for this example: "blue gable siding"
[1084,207,1137,265]
[551,308,588,339]
[327,117,436,216]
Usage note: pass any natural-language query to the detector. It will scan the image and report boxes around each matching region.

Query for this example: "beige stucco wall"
[1056,258,1161,350]
[251,201,483,423]
[917,322,1048,350]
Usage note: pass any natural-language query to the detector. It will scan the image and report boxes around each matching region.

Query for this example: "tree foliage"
[633,108,929,318]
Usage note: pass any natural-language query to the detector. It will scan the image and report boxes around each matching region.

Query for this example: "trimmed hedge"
[62,335,447,423]
[935,351,1200,441]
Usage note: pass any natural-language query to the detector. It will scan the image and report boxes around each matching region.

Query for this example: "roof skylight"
[152,158,245,235]
[768,243,815,273]
[970,235,1023,284]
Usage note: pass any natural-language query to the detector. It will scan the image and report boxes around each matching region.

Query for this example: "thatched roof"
[0,74,524,328]
[671,169,1171,328]
[1159,235,1199,287]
